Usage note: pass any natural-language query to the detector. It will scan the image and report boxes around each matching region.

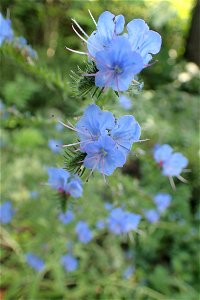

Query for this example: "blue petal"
[114,15,125,34]
[97,11,115,46]
[154,144,173,163]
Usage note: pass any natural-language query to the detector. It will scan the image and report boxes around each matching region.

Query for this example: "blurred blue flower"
[47,167,83,198]
[104,202,113,210]
[96,220,106,230]
[59,210,74,224]
[95,36,143,92]
[111,115,141,155]
[123,266,135,279]
[154,144,173,165]
[87,11,125,57]
[76,104,115,151]
[162,153,188,177]
[153,193,172,213]
[83,135,126,176]
[61,254,78,272]
[127,19,162,64]
[153,144,188,178]
[55,122,64,131]
[48,139,62,153]
[25,45,37,58]
[0,201,15,224]
[108,208,141,235]
[29,190,39,199]
[144,209,160,223]
[0,13,14,45]
[119,95,132,110]
[26,253,45,272]
[15,36,27,48]
[75,221,93,243]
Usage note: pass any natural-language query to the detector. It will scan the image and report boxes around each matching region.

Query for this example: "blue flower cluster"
[0,12,37,58]
[60,253,78,272]
[75,221,93,244]
[47,167,83,198]
[108,207,141,235]
[154,144,188,177]
[69,11,162,91]
[0,201,15,224]
[26,253,45,272]
[144,193,172,223]
[74,104,141,176]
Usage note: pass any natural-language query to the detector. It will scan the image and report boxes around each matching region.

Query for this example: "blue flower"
[65,177,83,198]
[104,202,113,210]
[144,209,160,223]
[83,135,126,176]
[75,221,93,243]
[154,144,173,165]
[123,266,135,279]
[48,167,70,192]
[48,139,62,153]
[0,13,14,45]
[111,115,141,155]
[59,210,74,224]
[153,144,188,179]
[153,193,172,213]
[26,253,45,272]
[87,11,125,57]
[162,153,188,177]
[95,36,143,91]
[126,19,162,64]
[119,95,132,110]
[25,45,37,58]
[96,220,106,230]
[76,104,115,151]
[47,167,83,197]
[108,208,141,235]
[15,36,27,48]
[61,254,78,272]
[0,201,15,224]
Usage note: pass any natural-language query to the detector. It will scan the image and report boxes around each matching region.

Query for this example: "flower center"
[100,148,107,157]
[114,65,122,74]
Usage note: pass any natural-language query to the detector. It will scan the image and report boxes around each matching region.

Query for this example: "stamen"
[136,139,149,143]
[62,139,92,148]
[169,176,176,190]
[71,18,89,38]
[65,46,88,55]
[72,24,88,44]
[177,175,188,183]
[88,9,97,26]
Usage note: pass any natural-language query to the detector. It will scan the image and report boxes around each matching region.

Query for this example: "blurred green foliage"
[0,1,199,300]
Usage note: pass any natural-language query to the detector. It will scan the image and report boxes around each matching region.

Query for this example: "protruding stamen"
[72,24,88,44]
[136,139,149,143]
[65,46,88,55]
[169,176,176,190]
[71,18,89,38]
[177,175,188,183]
[88,9,97,26]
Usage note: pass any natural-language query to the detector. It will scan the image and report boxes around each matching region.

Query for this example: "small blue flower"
[48,167,70,192]
[95,36,143,91]
[104,202,113,210]
[65,177,83,198]
[123,266,135,279]
[153,193,172,213]
[0,13,14,45]
[59,210,74,224]
[108,208,141,235]
[15,36,27,48]
[83,135,126,176]
[154,144,173,165]
[162,153,188,177]
[119,95,132,110]
[126,19,162,64]
[111,115,141,155]
[61,253,78,272]
[96,220,106,230]
[26,253,45,272]
[48,139,62,153]
[47,167,83,197]
[0,201,15,224]
[76,104,115,151]
[75,221,93,244]
[144,209,160,223]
